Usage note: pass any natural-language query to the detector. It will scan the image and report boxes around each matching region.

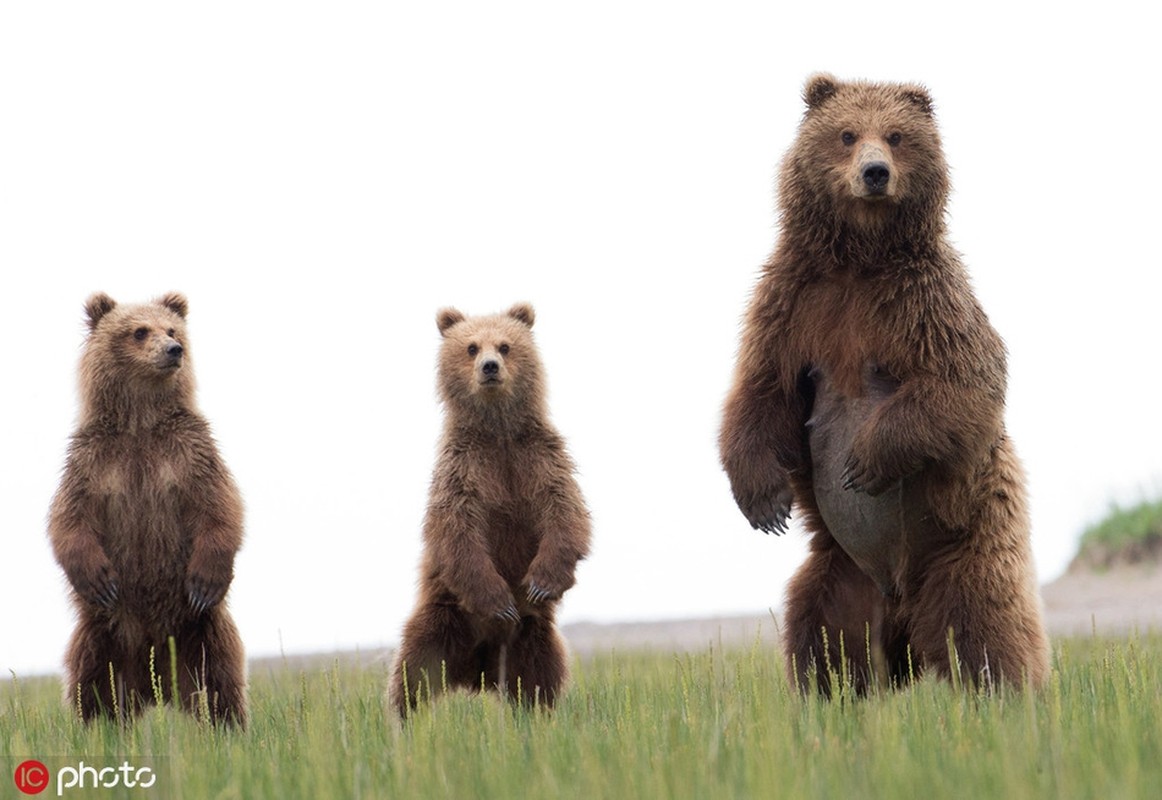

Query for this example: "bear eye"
[467,344,479,357]
[499,343,510,356]
[887,132,902,147]
[841,131,856,146]
[133,327,149,341]
[166,328,175,337]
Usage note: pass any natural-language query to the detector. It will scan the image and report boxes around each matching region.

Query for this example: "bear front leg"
[185,544,236,618]
[720,380,806,533]
[424,508,520,626]
[783,532,885,697]
[184,479,243,617]
[843,374,1003,496]
[49,519,120,610]
[524,484,591,605]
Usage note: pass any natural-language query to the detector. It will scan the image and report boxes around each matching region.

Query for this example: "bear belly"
[806,369,934,596]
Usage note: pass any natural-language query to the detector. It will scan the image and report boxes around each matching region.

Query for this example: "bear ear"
[506,302,535,329]
[157,292,189,319]
[84,292,117,331]
[804,73,840,111]
[436,308,465,336]
[901,84,935,117]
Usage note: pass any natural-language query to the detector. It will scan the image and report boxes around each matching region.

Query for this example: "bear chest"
[86,441,191,556]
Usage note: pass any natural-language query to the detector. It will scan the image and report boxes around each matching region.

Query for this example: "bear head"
[434,303,545,424]
[781,73,949,242]
[79,292,195,420]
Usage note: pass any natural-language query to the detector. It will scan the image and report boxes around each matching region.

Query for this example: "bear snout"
[852,142,895,199]
[862,162,891,194]
[160,342,184,369]
[478,358,503,385]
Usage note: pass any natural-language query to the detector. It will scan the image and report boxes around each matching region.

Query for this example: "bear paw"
[186,574,228,616]
[494,604,521,624]
[841,451,916,496]
[526,582,553,604]
[523,565,576,604]
[75,560,120,609]
[732,482,793,535]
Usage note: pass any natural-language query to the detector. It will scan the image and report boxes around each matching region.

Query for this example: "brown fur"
[389,304,591,717]
[720,75,1049,694]
[48,293,246,725]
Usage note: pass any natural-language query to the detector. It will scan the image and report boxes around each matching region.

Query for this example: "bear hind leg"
[64,618,137,723]
[904,549,1049,691]
[783,535,886,697]
[389,603,481,719]
[169,613,248,727]
[501,615,568,709]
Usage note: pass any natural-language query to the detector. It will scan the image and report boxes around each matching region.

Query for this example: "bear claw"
[753,504,791,535]
[494,605,521,624]
[95,581,119,609]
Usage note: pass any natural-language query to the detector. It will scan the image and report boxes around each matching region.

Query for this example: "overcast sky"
[2,2,1159,677]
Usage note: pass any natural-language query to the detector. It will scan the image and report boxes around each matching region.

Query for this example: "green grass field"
[3,633,1160,799]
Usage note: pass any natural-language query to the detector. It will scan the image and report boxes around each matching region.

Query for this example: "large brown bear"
[389,303,591,717]
[49,293,247,725]
[720,75,1049,695]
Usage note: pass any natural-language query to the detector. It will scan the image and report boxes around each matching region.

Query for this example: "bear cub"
[49,292,246,725]
[389,303,591,717]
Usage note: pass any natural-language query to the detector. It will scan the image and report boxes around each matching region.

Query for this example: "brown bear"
[48,292,247,725]
[389,303,591,717]
[719,74,1049,695]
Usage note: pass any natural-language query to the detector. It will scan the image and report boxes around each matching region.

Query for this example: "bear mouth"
[852,187,894,202]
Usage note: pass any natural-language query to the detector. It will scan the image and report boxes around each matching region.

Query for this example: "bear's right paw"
[480,598,520,640]
[470,585,520,626]
[74,561,120,609]
[733,483,793,535]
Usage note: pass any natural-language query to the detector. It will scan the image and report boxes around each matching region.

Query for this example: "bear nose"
[862,162,891,193]
[481,359,499,376]
[166,343,184,359]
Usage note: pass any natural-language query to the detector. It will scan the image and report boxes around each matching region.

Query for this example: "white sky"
[2,2,1159,677]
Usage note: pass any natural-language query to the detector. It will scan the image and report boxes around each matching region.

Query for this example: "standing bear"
[720,75,1049,694]
[49,292,247,725]
[390,303,591,717]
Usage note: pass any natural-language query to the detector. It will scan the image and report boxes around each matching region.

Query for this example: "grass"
[1075,498,1162,568]
[2,634,1161,799]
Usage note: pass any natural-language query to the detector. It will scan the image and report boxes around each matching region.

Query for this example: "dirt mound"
[1069,533,1162,573]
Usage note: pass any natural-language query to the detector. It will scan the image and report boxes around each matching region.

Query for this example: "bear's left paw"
[186,574,228,616]
[526,582,555,604]
[494,604,521,624]
[841,451,916,496]
[523,571,574,604]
